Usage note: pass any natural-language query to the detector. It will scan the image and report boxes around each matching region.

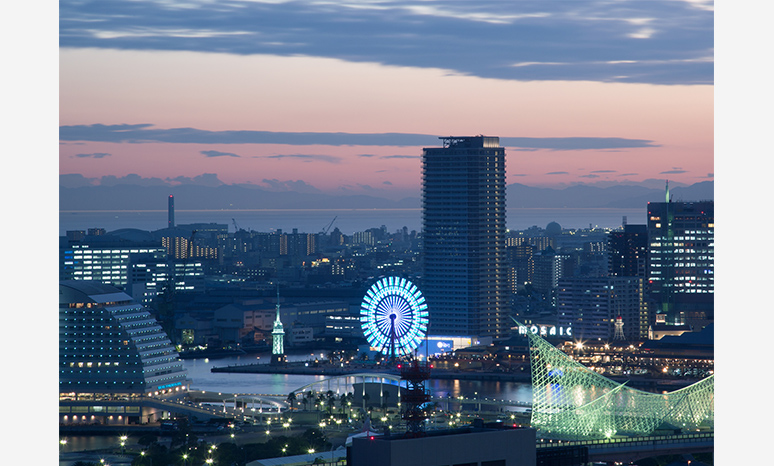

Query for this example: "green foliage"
[136,433,158,446]
[130,426,332,466]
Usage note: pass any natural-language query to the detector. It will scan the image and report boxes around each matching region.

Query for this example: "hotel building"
[59,280,189,425]
[421,136,509,340]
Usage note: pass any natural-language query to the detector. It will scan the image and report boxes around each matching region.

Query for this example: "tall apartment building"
[608,224,648,278]
[557,276,647,340]
[646,196,714,326]
[532,250,564,295]
[287,229,317,261]
[507,243,535,291]
[421,136,508,340]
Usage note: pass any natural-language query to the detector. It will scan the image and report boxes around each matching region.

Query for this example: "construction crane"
[232,218,240,233]
[321,216,337,235]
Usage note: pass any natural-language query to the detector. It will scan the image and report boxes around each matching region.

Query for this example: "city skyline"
[58,0,713,198]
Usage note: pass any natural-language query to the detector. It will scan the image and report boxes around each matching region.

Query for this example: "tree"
[325,390,335,415]
[286,391,297,409]
[137,433,158,447]
[338,393,349,414]
[300,428,330,452]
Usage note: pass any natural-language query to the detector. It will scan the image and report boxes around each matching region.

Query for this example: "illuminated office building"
[61,234,206,301]
[60,237,168,291]
[421,136,508,340]
[646,194,714,326]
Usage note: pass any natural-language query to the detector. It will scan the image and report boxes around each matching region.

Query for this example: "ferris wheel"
[360,276,429,358]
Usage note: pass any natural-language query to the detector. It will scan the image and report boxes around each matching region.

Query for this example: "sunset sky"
[57,0,715,197]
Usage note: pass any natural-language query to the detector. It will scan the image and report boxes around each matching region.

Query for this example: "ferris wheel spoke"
[360,276,428,357]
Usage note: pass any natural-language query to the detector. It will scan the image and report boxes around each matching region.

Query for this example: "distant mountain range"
[504,181,713,208]
[59,180,713,211]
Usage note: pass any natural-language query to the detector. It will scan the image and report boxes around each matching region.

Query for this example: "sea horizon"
[59,207,646,236]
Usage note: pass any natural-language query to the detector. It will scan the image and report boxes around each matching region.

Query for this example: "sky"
[57,0,715,197]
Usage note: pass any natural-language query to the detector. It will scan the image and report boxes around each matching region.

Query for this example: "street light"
[119,435,128,455]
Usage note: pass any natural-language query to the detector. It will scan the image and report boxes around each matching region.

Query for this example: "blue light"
[360,277,428,356]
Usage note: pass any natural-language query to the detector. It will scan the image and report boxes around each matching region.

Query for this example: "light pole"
[119,435,128,456]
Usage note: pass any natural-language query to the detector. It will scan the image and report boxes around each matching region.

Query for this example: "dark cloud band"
[60,124,658,151]
[59,0,713,85]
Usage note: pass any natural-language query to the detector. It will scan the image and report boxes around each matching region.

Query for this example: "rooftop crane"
[321,216,337,235]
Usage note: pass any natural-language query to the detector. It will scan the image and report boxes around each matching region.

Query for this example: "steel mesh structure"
[520,324,714,440]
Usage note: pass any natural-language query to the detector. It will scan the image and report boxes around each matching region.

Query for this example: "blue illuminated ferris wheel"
[360,277,429,358]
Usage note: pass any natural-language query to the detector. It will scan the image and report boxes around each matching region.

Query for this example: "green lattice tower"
[517,322,714,440]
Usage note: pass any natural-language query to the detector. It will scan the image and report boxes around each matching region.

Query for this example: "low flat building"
[349,425,536,466]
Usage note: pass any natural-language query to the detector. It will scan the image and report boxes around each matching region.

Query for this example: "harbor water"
[182,353,533,406]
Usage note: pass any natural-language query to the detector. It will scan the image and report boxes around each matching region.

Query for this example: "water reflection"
[183,354,329,395]
[183,355,533,404]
